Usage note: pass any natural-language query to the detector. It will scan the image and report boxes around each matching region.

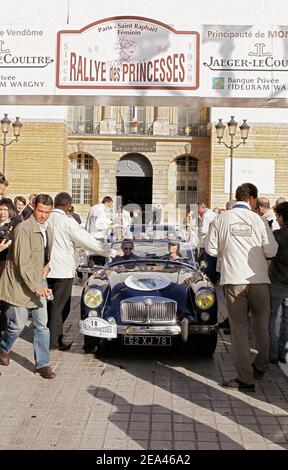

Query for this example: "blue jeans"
[0,298,50,369]
[269,283,288,361]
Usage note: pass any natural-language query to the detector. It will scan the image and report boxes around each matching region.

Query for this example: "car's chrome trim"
[120,297,177,324]
[117,325,181,336]
[189,325,218,334]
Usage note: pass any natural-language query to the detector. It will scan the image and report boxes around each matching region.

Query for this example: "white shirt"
[205,202,278,285]
[38,221,48,247]
[262,209,280,231]
[85,203,111,239]
[47,209,116,278]
[113,209,132,240]
[113,209,131,228]
[198,209,216,248]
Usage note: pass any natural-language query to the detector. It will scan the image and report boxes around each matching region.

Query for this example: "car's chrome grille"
[120,299,177,324]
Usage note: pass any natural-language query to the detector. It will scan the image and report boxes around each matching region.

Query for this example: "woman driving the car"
[113,240,140,261]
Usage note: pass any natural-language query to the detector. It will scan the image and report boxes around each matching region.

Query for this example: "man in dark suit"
[21,193,37,220]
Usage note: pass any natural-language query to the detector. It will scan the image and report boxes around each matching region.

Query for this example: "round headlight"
[195,289,215,310]
[84,289,103,308]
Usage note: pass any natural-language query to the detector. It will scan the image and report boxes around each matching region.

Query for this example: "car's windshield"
[110,240,193,263]
[106,259,194,275]
[122,225,188,242]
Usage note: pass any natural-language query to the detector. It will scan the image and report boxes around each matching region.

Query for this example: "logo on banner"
[212,77,224,89]
[204,42,288,72]
[248,43,271,57]
[56,16,200,90]
[0,39,53,68]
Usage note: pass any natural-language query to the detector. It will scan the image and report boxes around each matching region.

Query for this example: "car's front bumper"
[117,325,181,336]
[117,323,218,336]
[80,316,218,339]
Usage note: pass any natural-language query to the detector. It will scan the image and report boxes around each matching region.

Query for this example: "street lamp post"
[0,114,23,175]
[215,116,250,201]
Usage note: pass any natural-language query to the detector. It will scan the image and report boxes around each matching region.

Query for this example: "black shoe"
[252,363,266,380]
[222,378,255,392]
[279,357,287,364]
[219,318,230,329]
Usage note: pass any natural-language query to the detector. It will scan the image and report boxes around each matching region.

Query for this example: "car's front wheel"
[194,331,218,356]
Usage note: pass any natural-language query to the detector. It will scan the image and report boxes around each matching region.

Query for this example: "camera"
[0,219,18,242]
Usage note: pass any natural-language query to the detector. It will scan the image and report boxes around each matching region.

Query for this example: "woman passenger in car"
[165,241,182,260]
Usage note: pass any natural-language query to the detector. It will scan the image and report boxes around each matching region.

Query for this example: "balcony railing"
[67,121,210,138]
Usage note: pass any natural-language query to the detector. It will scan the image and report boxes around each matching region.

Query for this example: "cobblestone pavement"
[0,285,288,451]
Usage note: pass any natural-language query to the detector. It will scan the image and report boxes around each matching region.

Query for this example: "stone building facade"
[3,105,288,221]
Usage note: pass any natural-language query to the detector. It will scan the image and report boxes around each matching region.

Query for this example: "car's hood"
[107,269,189,290]
[109,280,189,317]
[124,272,171,291]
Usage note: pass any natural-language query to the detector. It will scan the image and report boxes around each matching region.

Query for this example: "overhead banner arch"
[0,15,288,106]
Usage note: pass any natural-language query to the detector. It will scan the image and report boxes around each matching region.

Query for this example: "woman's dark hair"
[274,202,288,224]
[168,241,181,256]
[35,194,53,208]
[0,197,17,219]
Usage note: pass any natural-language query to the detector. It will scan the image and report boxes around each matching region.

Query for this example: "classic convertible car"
[79,238,218,356]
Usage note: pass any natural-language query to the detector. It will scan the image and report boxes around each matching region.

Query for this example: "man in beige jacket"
[205,183,278,392]
[0,194,56,379]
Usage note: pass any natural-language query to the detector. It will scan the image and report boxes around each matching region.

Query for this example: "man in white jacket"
[256,197,279,231]
[47,192,117,350]
[85,196,113,241]
[205,183,278,392]
[198,203,216,250]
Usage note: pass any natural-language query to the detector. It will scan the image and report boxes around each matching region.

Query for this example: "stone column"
[153,106,170,135]
[93,106,102,134]
[100,106,117,134]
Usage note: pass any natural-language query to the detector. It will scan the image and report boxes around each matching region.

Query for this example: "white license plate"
[79,318,117,338]
[123,336,171,346]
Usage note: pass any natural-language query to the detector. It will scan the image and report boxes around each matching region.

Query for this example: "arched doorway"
[116,153,153,208]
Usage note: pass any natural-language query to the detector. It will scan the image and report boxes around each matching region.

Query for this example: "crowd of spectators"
[0,172,287,389]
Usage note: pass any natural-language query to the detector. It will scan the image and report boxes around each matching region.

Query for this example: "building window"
[176,156,198,205]
[177,108,209,136]
[177,108,198,135]
[121,106,146,134]
[70,153,93,204]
